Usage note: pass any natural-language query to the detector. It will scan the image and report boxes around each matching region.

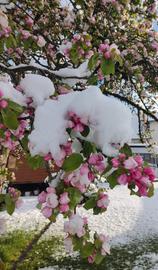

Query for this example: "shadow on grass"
[1,231,158,270]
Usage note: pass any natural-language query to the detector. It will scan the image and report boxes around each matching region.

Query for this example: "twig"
[104,90,158,122]
[11,221,53,270]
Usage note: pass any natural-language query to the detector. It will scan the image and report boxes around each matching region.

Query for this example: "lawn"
[0,231,158,270]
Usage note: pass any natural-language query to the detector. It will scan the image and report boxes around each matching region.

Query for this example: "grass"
[1,231,158,270]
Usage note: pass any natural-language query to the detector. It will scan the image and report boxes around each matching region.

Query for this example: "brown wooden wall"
[12,157,48,184]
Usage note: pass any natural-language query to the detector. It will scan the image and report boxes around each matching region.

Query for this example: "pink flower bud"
[0,99,8,108]
[111,158,119,168]
[104,51,111,59]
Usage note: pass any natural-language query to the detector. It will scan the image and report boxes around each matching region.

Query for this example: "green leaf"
[73,237,83,251]
[95,253,105,264]
[88,75,98,85]
[27,155,44,170]
[5,194,15,215]
[107,169,123,189]
[88,53,99,70]
[84,197,96,210]
[82,141,95,158]
[8,100,23,113]
[62,153,83,172]
[94,238,102,249]
[1,109,19,130]
[120,143,132,156]
[67,187,82,208]
[0,194,5,203]
[21,135,29,152]
[148,183,154,198]
[101,58,115,76]
[80,242,95,258]
[0,129,5,138]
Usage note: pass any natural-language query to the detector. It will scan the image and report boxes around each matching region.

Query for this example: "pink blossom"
[117,174,128,185]
[0,10,8,29]
[99,43,109,53]
[25,17,34,27]
[0,99,8,109]
[64,237,73,253]
[59,204,69,213]
[97,193,109,209]
[143,167,155,181]
[46,192,58,208]
[104,51,111,59]
[80,164,89,175]
[41,206,52,218]
[44,153,52,161]
[134,155,143,166]
[118,153,126,161]
[15,198,23,208]
[38,191,47,203]
[64,214,86,237]
[88,253,96,264]
[98,233,110,255]
[37,35,46,47]
[20,29,31,40]
[139,176,150,187]
[59,192,70,204]
[68,111,87,132]
[138,186,148,197]
[46,187,56,193]
[111,158,119,168]
[124,157,138,169]
[130,168,142,180]
[88,153,105,172]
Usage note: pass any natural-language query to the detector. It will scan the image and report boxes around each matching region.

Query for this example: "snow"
[53,61,91,87]
[0,81,26,106]
[1,184,158,246]
[133,253,158,270]
[20,74,55,107]
[29,86,132,158]
[53,61,90,78]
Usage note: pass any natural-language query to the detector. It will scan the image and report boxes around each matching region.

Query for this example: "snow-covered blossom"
[29,86,132,159]
[0,81,26,106]
[20,74,55,106]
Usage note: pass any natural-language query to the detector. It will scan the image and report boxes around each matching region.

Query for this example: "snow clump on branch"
[29,86,133,159]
